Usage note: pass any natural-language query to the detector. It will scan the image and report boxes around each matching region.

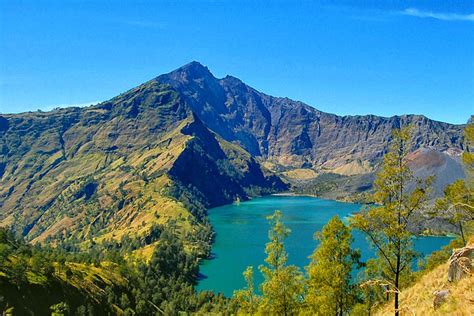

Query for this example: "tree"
[137,228,202,314]
[50,302,70,316]
[353,258,388,316]
[435,180,473,244]
[351,127,431,316]
[74,305,86,316]
[9,256,28,290]
[106,286,116,306]
[120,293,131,310]
[148,229,197,282]
[435,120,474,244]
[233,266,259,314]
[305,216,361,315]
[463,117,474,182]
[258,210,304,315]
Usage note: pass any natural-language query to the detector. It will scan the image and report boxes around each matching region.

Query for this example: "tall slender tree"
[259,210,304,315]
[463,118,474,182]
[305,216,361,315]
[435,120,474,244]
[351,127,431,316]
[435,179,473,244]
[232,266,259,314]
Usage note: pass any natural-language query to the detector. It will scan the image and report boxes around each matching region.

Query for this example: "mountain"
[0,80,285,246]
[0,61,466,246]
[156,61,465,171]
[155,61,467,204]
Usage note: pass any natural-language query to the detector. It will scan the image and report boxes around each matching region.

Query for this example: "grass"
[128,241,161,262]
[376,238,474,315]
[375,263,473,315]
[282,168,318,180]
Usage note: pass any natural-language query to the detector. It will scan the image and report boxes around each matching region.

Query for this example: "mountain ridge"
[157,61,465,125]
[152,61,465,170]
[0,61,468,244]
[2,61,465,126]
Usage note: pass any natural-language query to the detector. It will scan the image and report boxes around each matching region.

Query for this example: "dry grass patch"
[375,263,474,315]
[282,168,318,180]
[331,160,372,176]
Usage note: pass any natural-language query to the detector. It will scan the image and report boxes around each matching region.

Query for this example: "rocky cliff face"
[156,61,465,171]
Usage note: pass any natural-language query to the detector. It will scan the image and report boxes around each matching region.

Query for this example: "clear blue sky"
[0,0,473,124]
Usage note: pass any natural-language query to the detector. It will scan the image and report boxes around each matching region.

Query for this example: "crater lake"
[197,195,453,296]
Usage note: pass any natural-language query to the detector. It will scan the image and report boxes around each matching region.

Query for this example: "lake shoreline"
[271,193,456,238]
[198,195,454,296]
[271,192,358,204]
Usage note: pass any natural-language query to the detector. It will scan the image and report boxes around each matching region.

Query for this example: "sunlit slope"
[0,82,285,246]
[1,254,130,314]
[376,238,474,316]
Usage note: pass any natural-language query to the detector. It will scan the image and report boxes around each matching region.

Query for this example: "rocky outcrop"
[433,289,449,309]
[448,246,474,282]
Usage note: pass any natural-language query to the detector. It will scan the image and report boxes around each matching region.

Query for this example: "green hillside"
[0,82,285,255]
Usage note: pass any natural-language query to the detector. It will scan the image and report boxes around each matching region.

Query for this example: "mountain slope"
[375,238,474,315]
[407,148,466,199]
[0,82,285,245]
[156,61,465,171]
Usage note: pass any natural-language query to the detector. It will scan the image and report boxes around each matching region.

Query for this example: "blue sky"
[0,0,473,124]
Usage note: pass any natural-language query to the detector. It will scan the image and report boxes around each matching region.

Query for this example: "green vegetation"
[0,79,285,314]
[1,206,471,315]
[0,226,227,315]
[435,179,473,244]
[306,216,361,315]
[229,214,470,315]
[230,125,472,315]
[0,81,284,249]
[351,127,432,316]
[258,211,304,314]
[292,172,375,203]
[232,266,259,314]
[418,237,465,273]
[435,120,474,245]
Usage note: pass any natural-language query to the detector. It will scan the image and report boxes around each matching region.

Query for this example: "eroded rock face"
[448,246,474,282]
[156,62,465,169]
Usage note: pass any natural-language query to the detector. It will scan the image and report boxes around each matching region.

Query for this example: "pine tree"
[232,266,259,314]
[351,127,431,316]
[305,216,361,315]
[259,210,304,315]
[120,293,131,310]
[50,302,70,316]
[435,179,473,244]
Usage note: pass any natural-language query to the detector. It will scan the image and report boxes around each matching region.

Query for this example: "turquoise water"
[197,195,453,297]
